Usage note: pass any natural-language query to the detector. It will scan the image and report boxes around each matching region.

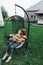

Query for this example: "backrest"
[12,15,25,34]
[5,15,28,36]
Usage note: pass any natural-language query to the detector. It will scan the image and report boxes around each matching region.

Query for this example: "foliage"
[1,6,8,19]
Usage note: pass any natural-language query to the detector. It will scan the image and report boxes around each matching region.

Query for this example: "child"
[2,29,27,62]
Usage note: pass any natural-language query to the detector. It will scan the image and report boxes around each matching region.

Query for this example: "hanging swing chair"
[4,4,30,49]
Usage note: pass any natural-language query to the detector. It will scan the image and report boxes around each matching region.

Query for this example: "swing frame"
[4,4,30,49]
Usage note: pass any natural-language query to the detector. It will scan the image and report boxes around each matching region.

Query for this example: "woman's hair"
[19,29,27,36]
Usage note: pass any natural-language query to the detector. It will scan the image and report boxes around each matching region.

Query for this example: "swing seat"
[5,15,29,49]
[5,33,27,49]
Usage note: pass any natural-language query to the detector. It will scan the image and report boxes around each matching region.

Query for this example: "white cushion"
[15,42,24,49]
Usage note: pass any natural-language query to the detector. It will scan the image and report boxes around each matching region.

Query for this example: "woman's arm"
[9,34,26,42]
[9,34,19,41]
[15,37,25,42]
[21,35,27,39]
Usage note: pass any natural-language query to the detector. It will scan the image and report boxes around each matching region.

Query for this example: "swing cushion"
[15,42,25,49]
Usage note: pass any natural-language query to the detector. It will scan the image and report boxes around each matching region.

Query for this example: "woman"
[2,29,27,62]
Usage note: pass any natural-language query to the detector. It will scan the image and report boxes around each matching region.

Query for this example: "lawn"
[0,24,43,65]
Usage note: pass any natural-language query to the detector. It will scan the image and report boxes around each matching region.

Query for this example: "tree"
[1,6,8,19]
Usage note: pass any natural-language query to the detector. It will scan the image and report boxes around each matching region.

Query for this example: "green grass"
[0,24,43,65]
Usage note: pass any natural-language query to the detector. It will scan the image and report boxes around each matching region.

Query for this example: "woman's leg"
[6,42,20,62]
[7,41,14,56]
[10,42,21,49]
[2,53,8,60]
[2,42,21,62]
[7,45,13,56]
[6,44,13,62]
[7,42,20,56]
[6,42,20,58]
[2,41,13,61]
